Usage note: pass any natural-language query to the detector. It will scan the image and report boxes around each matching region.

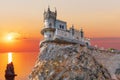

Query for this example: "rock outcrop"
[115,64,120,80]
[29,42,112,80]
[91,48,120,80]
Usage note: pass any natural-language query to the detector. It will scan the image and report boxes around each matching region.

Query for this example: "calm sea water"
[91,38,120,50]
[0,52,38,80]
[0,38,120,80]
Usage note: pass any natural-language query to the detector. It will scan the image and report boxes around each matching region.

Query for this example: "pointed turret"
[80,28,84,38]
[43,6,57,21]
[48,6,50,12]
[55,7,57,16]
[69,25,75,35]
[41,7,57,40]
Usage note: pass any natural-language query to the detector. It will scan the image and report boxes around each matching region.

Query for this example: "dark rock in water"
[5,62,17,80]
[29,42,112,80]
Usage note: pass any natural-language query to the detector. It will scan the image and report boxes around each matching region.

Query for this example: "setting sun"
[7,35,13,41]
[8,52,12,64]
[3,32,21,42]
[5,33,14,42]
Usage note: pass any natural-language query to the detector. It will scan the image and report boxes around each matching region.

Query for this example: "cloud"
[7,32,29,40]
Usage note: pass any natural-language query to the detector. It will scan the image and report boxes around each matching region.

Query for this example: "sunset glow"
[8,52,12,64]
[4,32,21,43]
[0,0,120,80]
[5,33,15,42]
[7,35,13,41]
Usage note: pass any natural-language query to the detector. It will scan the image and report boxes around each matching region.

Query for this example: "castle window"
[77,37,79,40]
[59,25,64,29]
[86,42,89,46]
[49,23,52,27]
[62,25,64,29]
[59,25,62,29]
[49,34,51,38]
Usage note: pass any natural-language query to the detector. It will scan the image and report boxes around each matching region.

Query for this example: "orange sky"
[0,0,120,52]
[0,0,120,40]
[0,0,120,80]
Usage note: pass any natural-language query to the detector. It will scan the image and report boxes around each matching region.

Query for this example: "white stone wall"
[44,19,55,28]
[54,29,86,43]
[44,31,54,40]
[72,30,82,41]
[43,17,91,46]
[55,20,67,30]
[42,9,91,46]
[55,29,71,39]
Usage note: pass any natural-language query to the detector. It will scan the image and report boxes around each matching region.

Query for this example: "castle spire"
[80,28,84,38]
[80,28,83,32]
[48,5,50,11]
[72,24,74,29]
[55,7,57,15]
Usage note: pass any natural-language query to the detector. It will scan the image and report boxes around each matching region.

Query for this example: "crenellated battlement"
[44,7,57,20]
[41,7,91,47]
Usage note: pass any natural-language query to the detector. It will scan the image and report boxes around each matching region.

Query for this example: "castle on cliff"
[40,7,90,47]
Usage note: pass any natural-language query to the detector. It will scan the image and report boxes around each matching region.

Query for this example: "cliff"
[91,48,120,80]
[29,42,116,80]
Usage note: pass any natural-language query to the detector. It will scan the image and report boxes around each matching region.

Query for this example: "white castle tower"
[41,7,57,40]
[41,7,90,47]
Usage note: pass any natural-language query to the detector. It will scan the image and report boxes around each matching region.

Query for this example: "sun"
[7,35,13,41]
[3,32,21,42]
[6,34,14,42]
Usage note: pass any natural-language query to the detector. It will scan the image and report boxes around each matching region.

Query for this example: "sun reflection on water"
[8,52,12,64]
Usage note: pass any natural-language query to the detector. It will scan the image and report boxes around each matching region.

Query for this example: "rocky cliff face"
[29,42,113,80]
[115,66,120,80]
[91,48,120,80]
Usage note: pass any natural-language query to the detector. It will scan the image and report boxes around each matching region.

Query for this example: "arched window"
[49,34,51,38]
[49,23,52,27]
[59,24,64,29]
[86,42,89,46]
[59,25,62,28]
[62,25,64,29]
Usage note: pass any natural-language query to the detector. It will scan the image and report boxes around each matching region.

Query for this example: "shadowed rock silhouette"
[5,62,17,80]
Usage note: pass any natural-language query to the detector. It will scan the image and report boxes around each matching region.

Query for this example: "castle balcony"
[53,33,85,46]
[41,27,55,35]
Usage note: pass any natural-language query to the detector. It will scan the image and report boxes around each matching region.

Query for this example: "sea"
[0,38,120,80]
[0,52,38,80]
